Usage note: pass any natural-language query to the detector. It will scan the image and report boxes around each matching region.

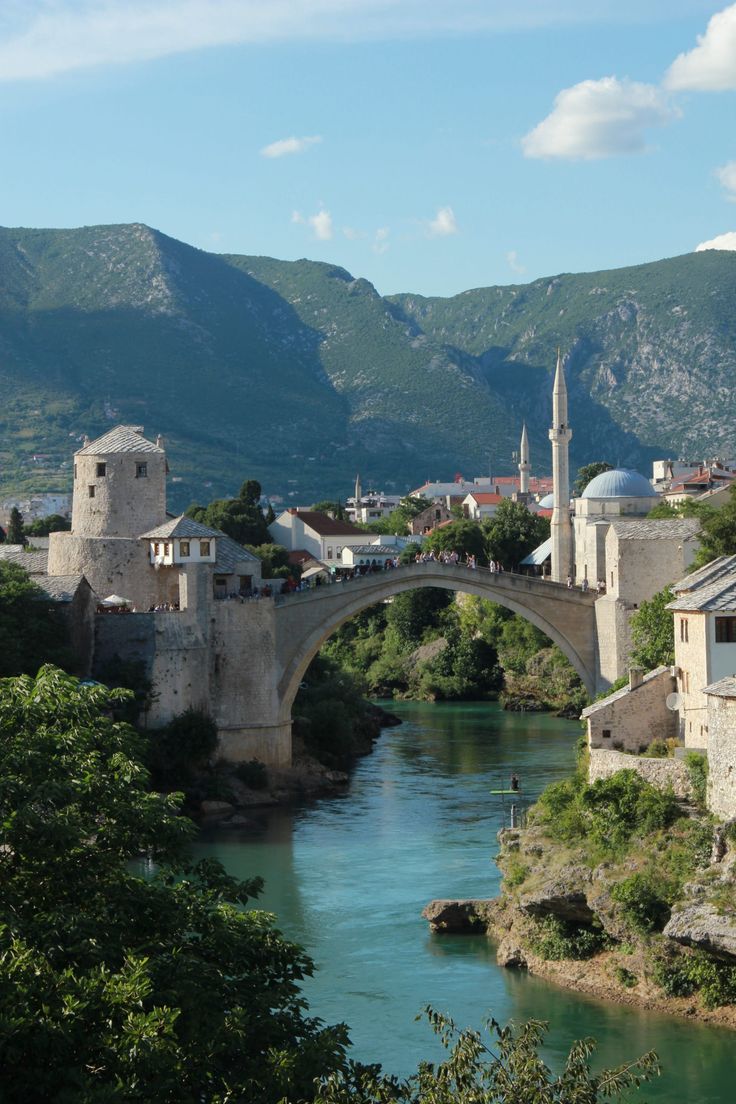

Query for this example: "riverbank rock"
[664,902,736,960]
[422,899,493,933]
[518,865,595,924]
[199,799,234,817]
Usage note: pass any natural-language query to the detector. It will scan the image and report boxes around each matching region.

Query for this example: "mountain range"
[1,222,734,511]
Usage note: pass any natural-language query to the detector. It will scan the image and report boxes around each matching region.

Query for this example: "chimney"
[629,667,644,690]
[288,508,297,515]
[156,434,164,449]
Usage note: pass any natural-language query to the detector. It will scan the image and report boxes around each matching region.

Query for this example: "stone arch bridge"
[112,562,598,768]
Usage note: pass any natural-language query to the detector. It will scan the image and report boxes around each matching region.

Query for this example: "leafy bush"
[653,952,736,1008]
[611,874,670,934]
[614,966,638,989]
[530,915,609,961]
[148,708,219,789]
[502,858,530,889]
[643,739,669,759]
[685,752,708,809]
[534,769,682,858]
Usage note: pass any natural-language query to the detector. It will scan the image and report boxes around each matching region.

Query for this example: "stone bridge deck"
[273,562,598,718]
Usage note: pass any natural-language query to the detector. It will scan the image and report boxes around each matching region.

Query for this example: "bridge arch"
[273,563,598,728]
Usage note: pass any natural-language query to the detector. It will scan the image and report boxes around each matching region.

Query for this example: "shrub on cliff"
[535,769,681,858]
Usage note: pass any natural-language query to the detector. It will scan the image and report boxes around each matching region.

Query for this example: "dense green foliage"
[5,506,24,544]
[690,483,736,566]
[0,666,351,1102]
[246,542,296,580]
[294,653,384,769]
[483,500,550,569]
[573,462,612,496]
[530,916,610,961]
[610,874,671,934]
[629,586,675,670]
[23,514,71,536]
[313,1007,659,1103]
[3,225,736,506]
[652,952,736,1009]
[147,708,219,791]
[0,561,71,676]
[187,481,270,547]
[534,769,682,859]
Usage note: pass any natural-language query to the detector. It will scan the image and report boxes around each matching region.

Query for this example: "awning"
[302,565,329,579]
[520,537,552,566]
[101,594,131,606]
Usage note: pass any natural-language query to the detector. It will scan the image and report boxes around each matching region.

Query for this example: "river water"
[195,701,734,1102]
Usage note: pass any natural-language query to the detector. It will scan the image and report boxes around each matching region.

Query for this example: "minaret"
[548,350,573,583]
[518,423,530,496]
[354,473,362,504]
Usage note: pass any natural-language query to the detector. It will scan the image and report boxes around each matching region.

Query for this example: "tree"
[6,506,25,545]
[690,483,736,568]
[246,542,297,579]
[574,462,612,497]
[187,496,269,547]
[385,495,432,535]
[23,514,71,537]
[483,500,549,569]
[629,586,675,670]
[386,588,452,647]
[265,501,277,525]
[239,478,262,506]
[313,1007,659,1103]
[0,666,350,1102]
[0,561,71,677]
[423,519,486,562]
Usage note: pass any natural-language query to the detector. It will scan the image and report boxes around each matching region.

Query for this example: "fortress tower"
[549,351,573,583]
[49,426,169,606]
[518,422,530,496]
[71,426,167,538]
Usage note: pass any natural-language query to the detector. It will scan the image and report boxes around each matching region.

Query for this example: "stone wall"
[706,694,736,819]
[594,594,635,688]
[48,533,177,610]
[588,748,693,799]
[72,450,167,538]
[583,666,677,752]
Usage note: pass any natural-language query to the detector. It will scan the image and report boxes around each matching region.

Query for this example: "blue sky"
[1,1,736,295]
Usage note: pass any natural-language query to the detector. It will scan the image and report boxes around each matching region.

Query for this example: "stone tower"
[518,422,530,495]
[549,351,573,583]
[70,426,167,538]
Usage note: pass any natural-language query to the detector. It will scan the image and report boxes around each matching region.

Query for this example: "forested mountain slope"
[0,223,733,509]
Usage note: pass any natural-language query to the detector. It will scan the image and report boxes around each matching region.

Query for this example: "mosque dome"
[538,493,555,508]
[581,468,657,500]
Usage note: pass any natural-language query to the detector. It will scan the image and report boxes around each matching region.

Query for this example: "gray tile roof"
[581,666,672,717]
[671,555,736,594]
[140,515,220,540]
[608,518,700,540]
[0,546,49,574]
[214,535,261,571]
[36,575,86,602]
[77,426,164,456]
[667,563,736,612]
[703,676,736,699]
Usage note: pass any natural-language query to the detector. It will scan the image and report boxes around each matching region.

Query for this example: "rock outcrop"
[422,899,493,933]
[664,902,736,960]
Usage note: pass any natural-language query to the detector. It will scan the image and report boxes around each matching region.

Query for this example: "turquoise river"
[195,701,734,1102]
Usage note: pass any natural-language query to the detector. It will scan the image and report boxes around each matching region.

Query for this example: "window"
[680,617,689,643]
[336,546,342,559]
[163,543,170,556]
[180,540,190,557]
[154,542,160,555]
[136,462,148,479]
[602,729,611,739]
[200,540,211,556]
[96,462,106,477]
[88,485,95,498]
[327,548,333,559]
[74,464,77,479]
[715,617,736,643]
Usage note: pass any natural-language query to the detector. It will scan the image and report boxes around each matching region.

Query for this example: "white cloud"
[506,250,526,275]
[666,4,736,91]
[260,135,322,158]
[291,210,305,224]
[522,76,677,160]
[342,226,366,240]
[695,230,736,252]
[427,206,458,237]
[373,227,390,254]
[308,209,333,241]
[0,1,678,82]
[716,161,736,200]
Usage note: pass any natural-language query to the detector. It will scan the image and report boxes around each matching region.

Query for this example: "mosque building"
[526,352,701,684]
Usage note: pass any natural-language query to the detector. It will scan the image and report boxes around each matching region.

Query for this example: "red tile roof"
[467,493,504,505]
